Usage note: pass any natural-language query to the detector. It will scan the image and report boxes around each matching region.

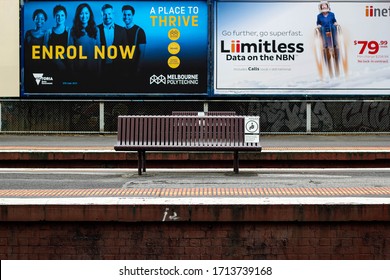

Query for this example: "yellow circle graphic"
[168,42,181,55]
[168,28,180,41]
[168,56,180,69]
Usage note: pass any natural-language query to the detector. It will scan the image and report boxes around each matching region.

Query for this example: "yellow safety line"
[1,187,390,198]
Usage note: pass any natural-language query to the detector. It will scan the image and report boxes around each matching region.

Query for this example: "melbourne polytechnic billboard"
[21,0,208,96]
[214,0,390,96]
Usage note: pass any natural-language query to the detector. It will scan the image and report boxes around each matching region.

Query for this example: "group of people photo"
[23,2,147,92]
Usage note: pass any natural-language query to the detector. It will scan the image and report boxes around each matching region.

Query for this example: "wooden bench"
[114,115,261,175]
[172,111,236,116]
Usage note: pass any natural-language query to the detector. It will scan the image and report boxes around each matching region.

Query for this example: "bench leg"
[137,151,143,175]
[142,150,146,172]
[233,151,239,174]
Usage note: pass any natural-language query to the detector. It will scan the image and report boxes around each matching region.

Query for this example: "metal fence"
[1,100,390,134]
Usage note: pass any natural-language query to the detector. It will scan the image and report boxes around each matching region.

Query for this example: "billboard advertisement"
[21,0,208,96]
[214,0,390,96]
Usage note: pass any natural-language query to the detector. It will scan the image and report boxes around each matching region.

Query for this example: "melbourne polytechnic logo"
[32,73,53,85]
[150,74,166,85]
[150,74,199,85]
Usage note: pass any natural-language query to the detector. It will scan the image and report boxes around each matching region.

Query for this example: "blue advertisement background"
[22,0,209,96]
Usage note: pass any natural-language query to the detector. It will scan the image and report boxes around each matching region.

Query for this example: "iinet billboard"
[214,0,390,96]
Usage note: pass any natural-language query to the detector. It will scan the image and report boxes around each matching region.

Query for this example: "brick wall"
[2,221,390,259]
[1,204,390,259]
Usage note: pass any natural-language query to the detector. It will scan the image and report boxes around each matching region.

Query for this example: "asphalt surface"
[0,168,390,190]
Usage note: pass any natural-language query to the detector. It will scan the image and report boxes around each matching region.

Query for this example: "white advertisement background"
[215,1,390,94]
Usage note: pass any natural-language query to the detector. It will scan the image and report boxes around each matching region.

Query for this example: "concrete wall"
[2,100,390,134]
[1,204,390,259]
[0,0,19,97]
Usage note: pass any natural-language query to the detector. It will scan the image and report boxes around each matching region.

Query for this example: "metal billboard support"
[306,103,312,134]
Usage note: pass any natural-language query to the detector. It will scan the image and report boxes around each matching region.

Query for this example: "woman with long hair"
[69,3,101,87]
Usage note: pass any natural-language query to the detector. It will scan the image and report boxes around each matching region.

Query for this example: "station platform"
[0,134,389,169]
[0,133,389,201]
[2,134,390,260]
[1,133,390,150]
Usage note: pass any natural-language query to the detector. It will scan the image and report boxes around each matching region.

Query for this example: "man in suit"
[97,4,127,90]
[121,5,147,90]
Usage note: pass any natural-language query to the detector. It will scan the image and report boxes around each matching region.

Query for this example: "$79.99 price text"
[354,40,388,55]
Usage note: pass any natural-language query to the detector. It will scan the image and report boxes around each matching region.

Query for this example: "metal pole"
[99,102,104,133]
[306,102,311,134]
[203,101,209,112]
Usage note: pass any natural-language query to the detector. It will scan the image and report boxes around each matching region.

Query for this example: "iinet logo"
[365,5,390,17]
